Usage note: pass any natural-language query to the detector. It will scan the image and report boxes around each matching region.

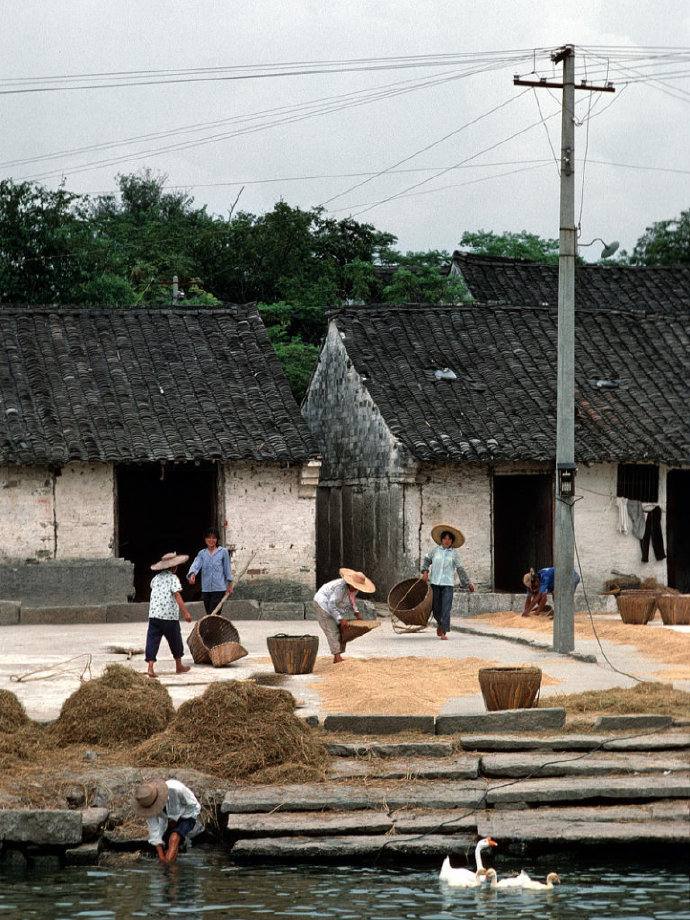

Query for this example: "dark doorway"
[666,469,690,593]
[493,473,553,592]
[117,463,218,602]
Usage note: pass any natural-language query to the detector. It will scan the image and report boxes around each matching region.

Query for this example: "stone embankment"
[2,715,688,868]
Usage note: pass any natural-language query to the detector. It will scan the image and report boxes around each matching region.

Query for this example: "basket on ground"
[340,619,380,644]
[616,592,658,625]
[387,578,432,627]
[267,634,319,674]
[187,615,241,664]
[208,641,247,667]
[657,594,690,626]
[478,666,542,712]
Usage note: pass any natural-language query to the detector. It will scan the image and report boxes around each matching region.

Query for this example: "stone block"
[219,600,261,620]
[0,558,134,606]
[323,714,436,735]
[0,600,20,625]
[105,602,150,622]
[65,841,102,865]
[21,606,107,625]
[436,707,566,735]
[80,807,110,842]
[451,594,469,617]
[261,602,306,620]
[593,714,674,731]
[0,810,82,845]
[468,593,514,616]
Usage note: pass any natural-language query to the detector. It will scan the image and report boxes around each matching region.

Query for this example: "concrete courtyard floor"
[1,611,688,724]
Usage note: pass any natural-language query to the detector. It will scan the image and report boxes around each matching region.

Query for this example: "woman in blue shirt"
[187,527,233,614]
[421,523,474,640]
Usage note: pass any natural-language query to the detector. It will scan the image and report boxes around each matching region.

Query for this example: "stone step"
[226,811,394,838]
[328,755,480,781]
[459,732,690,752]
[230,833,476,861]
[479,752,690,778]
[485,773,690,805]
[326,741,455,758]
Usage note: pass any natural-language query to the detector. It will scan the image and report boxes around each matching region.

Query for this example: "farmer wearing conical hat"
[146,552,193,678]
[421,524,474,640]
[313,568,376,664]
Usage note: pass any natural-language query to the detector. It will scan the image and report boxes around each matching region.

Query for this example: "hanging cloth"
[615,496,629,535]
[627,500,646,540]
[640,506,666,562]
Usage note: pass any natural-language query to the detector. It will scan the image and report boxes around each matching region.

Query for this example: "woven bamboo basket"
[209,641,248,667]
[387,578,432,627]
[187,615,240,664]
[657,594,690,626]
[616,592,658,625]
[478,666,542,712]
[340,619,381,644]
[266,634,319,674]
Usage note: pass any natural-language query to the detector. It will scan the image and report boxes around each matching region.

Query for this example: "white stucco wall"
[0,466,54,558]
[222,461,316,590]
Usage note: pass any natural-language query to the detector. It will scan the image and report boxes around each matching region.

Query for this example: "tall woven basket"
[187,615,240,664]
[267,634,319,674]
[657,594,690,626]
[616,592,658,625]
[387,578,432,629]
[478,666,542,712]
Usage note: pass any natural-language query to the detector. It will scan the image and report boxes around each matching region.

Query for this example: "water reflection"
[0,854,688,920]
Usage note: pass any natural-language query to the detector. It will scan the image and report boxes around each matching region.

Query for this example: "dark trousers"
[145,618,184,662]
[203,591,227,614]
[431,585,454,634]
[640,506,666,562]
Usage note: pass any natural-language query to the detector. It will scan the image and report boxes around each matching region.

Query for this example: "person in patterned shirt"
[146,552,193,678]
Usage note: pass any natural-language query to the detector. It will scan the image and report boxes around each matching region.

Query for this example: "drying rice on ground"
[132,680,328,782]
[309,656,560,715]
[544,681,690,717]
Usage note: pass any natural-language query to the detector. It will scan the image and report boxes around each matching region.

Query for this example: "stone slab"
[219,600,262,620]
[260,603,307,620]
[21,606,107,625]
[231,833,476,860]
[323,714,436,735]
[64,841,102,865]
[0,601,20,626]
[326,741,455,758]
[593,715,674,731]
[226,812,393,838]
[329,755,480,781]
[478,814,686,844]
[459,733,690,752]
[485,773,690,805]
[105,602,150,623]
[436,708,565,735]
[222,781,488,814]
[389,809,480,834]
[479,752,690,778]
[80,807,110,842]
[0,809,82,845]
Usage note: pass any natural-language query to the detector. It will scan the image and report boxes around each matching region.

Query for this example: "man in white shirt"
[132,779,203,863]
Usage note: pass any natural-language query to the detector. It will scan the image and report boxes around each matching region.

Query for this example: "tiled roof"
[452,253,690,313]
[331,301,690,465]
[0,304,317,465]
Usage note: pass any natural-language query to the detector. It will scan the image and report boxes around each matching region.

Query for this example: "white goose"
[521,872,561,890]
[439,836,497,886]
[484,868,532,889]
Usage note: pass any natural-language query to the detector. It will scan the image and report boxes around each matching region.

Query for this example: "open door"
[116,462,218,602]
[493,473,553,592]
[666,469,690,593]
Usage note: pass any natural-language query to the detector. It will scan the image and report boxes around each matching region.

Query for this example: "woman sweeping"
[421,523,474,639]
[313,568,376,664]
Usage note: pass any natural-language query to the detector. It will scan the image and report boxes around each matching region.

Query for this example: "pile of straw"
[0,689,29,733]
[48,664,174,746]
[133,680,328,781]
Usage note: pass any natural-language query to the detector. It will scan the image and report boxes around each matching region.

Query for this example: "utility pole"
[515,46,614,653]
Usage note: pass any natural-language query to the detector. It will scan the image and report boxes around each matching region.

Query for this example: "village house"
[0,303,320,607]
[302,255,690,605]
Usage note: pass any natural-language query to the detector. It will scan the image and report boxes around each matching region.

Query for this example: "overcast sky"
[3,2,689,261]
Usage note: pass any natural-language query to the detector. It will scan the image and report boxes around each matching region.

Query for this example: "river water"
[1,853,688,920]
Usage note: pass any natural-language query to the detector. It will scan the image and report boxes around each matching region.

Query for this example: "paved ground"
[1,612,687,723]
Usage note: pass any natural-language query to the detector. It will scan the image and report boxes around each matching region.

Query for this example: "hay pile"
[0,689,29,733]
[0,690,43,769]
[545,681,690,716]
[48,664,174,746]
[133,680,328,782]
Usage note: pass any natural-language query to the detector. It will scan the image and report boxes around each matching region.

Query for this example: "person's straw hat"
[131,780,169,817]
[523,568,537,590]
[151,552,189,571]
[430,523,465,547]
[339,568,376,594]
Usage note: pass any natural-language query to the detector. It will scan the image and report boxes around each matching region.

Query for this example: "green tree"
[631,209,690,265]
[458,229,560,263]
[380,250,471,303]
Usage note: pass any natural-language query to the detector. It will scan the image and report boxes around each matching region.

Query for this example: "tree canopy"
[630,209,690,266]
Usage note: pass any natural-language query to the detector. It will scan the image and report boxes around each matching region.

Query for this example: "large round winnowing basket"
[266,634,319,674]
[208,642,248,667]
[187,615,240,664]
[615,592,658,625]
[340,619,381,644]
[657,594,690,626]
[478,666,542,712]
[387,578,433,627]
